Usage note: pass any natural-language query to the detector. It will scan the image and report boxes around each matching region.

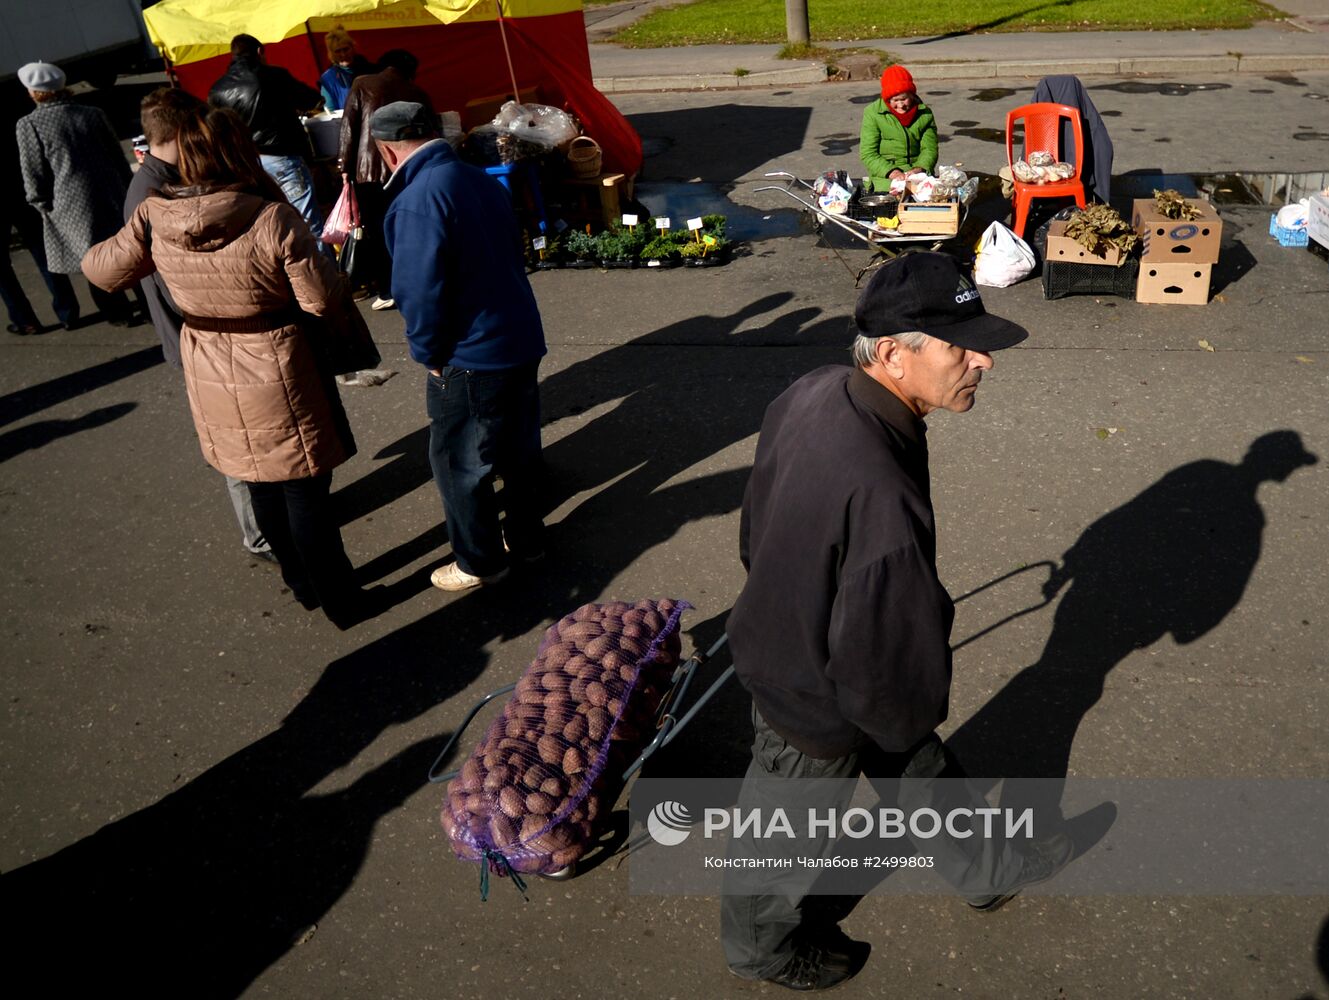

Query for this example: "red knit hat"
[879,64,916,100]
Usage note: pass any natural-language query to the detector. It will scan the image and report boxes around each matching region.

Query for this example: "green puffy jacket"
[859,99,939,193]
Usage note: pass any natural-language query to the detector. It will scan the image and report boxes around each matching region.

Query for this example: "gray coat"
[16,95,131,274]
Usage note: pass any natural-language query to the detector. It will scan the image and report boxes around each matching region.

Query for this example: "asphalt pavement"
[1,53,1327,1000]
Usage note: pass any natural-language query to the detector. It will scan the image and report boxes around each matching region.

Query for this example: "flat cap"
[369,101,435,141]
[18,61,65,93]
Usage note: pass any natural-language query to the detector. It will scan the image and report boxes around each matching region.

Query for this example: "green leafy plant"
[565,230,597,260]
[594,226,638,262]
[640,232,687,261]
[680,235,729,260]
[701,214,727,239]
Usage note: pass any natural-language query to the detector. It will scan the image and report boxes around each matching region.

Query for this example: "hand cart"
[754,171,971,284]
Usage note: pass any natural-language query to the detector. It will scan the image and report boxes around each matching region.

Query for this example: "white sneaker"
[430,562,509,592]
[370,296,396,311]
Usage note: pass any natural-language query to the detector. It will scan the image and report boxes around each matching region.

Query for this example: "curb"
[594,63,826,93]
[591,54,1329,92]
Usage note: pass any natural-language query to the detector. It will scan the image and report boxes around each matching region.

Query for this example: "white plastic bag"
[973,221,1036,287]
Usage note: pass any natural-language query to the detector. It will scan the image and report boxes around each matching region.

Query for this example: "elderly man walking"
[373,101,547,592]
[15,61,137,327]
[721,253,1074,991]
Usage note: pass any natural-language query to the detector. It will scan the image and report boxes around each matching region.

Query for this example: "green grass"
[612,0,1285,47]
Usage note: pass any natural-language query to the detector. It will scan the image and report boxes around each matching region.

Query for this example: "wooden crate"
[896,201,959,235]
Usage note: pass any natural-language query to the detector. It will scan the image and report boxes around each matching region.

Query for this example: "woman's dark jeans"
[425,362,544,578]
[246,474,359,622]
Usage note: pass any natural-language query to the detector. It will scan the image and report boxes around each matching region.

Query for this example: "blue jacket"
[383,140,546,371]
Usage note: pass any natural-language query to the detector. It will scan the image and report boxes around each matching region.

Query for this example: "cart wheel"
[538,863,577,881]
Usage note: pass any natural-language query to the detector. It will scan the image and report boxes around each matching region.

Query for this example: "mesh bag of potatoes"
[442,598,690,887]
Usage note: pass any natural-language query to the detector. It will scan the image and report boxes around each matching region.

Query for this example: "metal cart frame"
[755,171,971,283]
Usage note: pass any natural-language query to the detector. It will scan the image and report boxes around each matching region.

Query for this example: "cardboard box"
[1136,262,1213,305]
[1045,220,1126,266]
[1308,193,1329,251]
[1133,197,1222,263]
[897,201,959,235]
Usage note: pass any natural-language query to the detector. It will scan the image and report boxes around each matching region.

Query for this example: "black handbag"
[337,225,366,285]
[306,280,381,377]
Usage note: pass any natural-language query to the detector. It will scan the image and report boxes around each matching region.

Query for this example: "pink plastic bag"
[321,178,358,246]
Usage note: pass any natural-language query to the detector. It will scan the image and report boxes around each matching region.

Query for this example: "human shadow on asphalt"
[0,294,847,997]
[0,345,160,428]
[345,293,850,589]
[946,431,1318,814]
[0,401,136,463]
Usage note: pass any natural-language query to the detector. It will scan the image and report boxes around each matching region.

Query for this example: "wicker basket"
[567,136,602,178]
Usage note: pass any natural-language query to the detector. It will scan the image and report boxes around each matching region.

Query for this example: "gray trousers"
[224,474,269,554]
[720,707,1023,979]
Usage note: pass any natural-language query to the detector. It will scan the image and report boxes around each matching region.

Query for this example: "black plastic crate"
[1043,257,1139,300]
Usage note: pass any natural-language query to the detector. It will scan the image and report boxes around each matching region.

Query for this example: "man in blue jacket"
[374,102,547,592]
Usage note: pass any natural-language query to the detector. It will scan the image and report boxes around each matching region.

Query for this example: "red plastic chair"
[1006,102,1087,238]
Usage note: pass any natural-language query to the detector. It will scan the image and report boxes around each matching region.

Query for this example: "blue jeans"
[259,154,333,257]
[425,362,544,578]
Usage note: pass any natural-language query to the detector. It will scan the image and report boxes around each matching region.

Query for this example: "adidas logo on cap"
[954,277,982,305]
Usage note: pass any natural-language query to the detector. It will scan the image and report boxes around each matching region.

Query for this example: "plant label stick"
[657,217,671,231]
[533,235,546,260]
[688,216,703,243]
[622,213,638,232]
[702,233,717,257]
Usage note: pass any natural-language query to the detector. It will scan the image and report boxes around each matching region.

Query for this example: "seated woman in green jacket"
[859,64,938,193]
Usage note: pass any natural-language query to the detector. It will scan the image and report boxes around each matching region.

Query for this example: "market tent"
[141,0,642,174]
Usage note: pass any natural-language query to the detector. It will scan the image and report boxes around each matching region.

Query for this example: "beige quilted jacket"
[83,187,353,481]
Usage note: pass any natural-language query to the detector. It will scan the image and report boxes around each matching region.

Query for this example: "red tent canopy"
[147,0,641,175]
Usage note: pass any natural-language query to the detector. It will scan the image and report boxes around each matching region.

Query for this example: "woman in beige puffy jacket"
[84,108,373,630]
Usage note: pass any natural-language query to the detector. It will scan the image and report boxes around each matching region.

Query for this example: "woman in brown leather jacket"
[83,108,375,630]
[336,49,435,308]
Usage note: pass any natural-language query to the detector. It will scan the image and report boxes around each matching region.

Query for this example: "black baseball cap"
[369,101,436,141]
[854,252,1028,352]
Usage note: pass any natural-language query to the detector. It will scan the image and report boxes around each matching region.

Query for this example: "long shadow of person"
[0,295,848,997]
[946,431,1318,812]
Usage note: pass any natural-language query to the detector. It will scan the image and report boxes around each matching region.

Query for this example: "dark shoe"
[6,322,40,336]
[249,549,280,565]
[968,831,1075,913]
[760,940,870,992]
[324,586,391,631]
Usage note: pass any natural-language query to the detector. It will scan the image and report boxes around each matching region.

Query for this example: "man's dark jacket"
[727,366,955,758]
[383,140,545,371]
[208,57,320,158]
[123,153,184,366]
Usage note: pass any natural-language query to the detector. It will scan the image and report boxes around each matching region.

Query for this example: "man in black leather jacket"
[209,34,330,250]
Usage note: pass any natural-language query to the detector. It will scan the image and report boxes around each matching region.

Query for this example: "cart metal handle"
[622,633,732,781]
[427,682,517,784]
